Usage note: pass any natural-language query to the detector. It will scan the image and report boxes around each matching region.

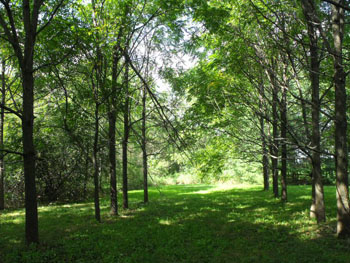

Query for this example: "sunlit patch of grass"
[159,218,173,225]
[1,184,350,262]
[2,210,25,217]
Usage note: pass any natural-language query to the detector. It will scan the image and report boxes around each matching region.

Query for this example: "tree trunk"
[83,151,89,199]
[302,0,326,223]
[331,0,350,238]
[22,69,39,244]
[122,58,129,210]
[0,60,5,210]
[109,46,119,215]
[280,84,287,202]
[99,158,103,193]
[272,80,279,198]
[0,0,54,245]
[262,134,269,191]
[142,85,148,203]
[93,101,101,222]
[108,111,117,215]
[260,115,269,191]
[259,85,269,191]
[301,0,326,224]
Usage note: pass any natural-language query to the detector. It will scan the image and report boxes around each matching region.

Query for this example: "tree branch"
[0,148,24,157]
[36,0,65,36]
[0,103,22,119]
[322,0,350,12]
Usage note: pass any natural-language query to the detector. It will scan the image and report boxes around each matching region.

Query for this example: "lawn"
[1,184,350,263]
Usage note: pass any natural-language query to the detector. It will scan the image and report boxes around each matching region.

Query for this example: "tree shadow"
[1,185,349,262]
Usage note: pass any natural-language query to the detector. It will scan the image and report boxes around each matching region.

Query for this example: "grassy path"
[1,185,350,262]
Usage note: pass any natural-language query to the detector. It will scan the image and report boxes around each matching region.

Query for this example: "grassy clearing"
[1,185,350,262]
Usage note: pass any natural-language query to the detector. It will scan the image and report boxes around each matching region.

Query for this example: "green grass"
[1,184,350,262]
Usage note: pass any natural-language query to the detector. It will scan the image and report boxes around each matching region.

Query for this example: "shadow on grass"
[1,185,349,263]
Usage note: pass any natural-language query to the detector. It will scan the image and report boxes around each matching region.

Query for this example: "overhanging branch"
[322,0,350,12]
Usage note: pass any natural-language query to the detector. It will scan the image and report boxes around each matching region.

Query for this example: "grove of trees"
[1,0,350,245]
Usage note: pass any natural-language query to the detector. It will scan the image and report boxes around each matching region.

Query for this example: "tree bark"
[122,57,129,210]
[331,0,350,238]
[108,110,117,214]
[271,77,279,198]
[22,1,40,243]
[109,46,119,215]
[142,85,148,203]
[93,100,101,222]
[262,127,269,191]
[259,84,269,191]
[83,151,89,199]
[0,60,5,210]
[22,69,38,244]
[280,83,287,202]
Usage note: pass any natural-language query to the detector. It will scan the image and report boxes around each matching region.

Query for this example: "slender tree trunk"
[0,60,5,210]
[93,101,101,222]
[272,81,279,198]
[83,151,89,199]
[122,58,129,209]
[108,111,117,214]
[109,46,119,215]
[142,85,148,203]
[99,158,103,193]
[261,116,269,191]
[331,0,350,238]
[301,0,326,223]
[22,68,38,243]
[259,85,269,191]
[91,0,103,222]
[262,142,269,191]
[311,3,325,223]
[280,84,287,202]
[22,0,41,243]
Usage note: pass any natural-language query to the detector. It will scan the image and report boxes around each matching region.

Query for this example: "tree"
[0,0,67,244]
[0,59,5,210]
[108,42,121,215]
[142,69,149,203]
[331,0,350,237]
[280,62,288,202]
[122,54,130,209]
[301,0,326,223]
[258,83,269,191]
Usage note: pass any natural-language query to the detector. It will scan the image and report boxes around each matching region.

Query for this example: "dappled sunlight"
[181,186,228,195]
[294,195,311,201]
[180,183,257,195]
[199,206,220,212]
[10,217,24,225]
[119,213,135,219]
[7,238,22,245]
[234,204,251,209]
[1,185,349,263]
[159,218,173,225]
[191,189,217,194]
[2,210,24,218]
[174,201,186,206]
[1,211,25,225]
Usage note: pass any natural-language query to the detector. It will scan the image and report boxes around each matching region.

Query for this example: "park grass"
[1,184,350,263]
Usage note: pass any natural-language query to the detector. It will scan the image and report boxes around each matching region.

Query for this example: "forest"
[1,0,350,262]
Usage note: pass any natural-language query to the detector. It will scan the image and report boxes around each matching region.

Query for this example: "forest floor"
[1,184,350,262]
